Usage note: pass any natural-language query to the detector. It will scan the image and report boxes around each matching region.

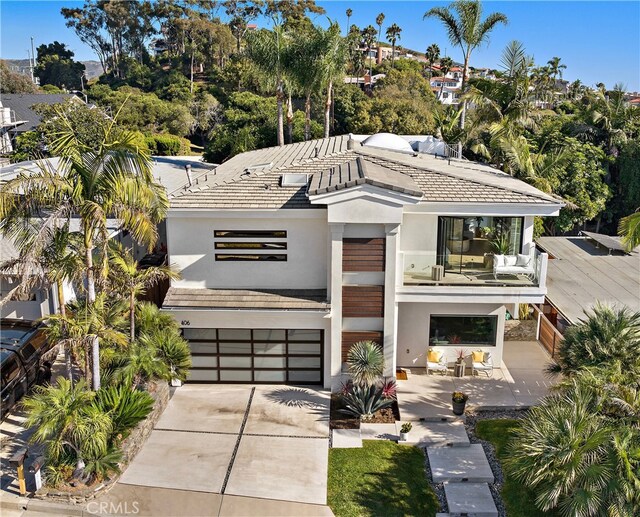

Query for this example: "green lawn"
[328,440,439,517]
[475,419,559,517]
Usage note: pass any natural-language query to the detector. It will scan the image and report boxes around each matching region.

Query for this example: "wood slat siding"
[342,286,384,317]
[343,238,386,272]
[342,331,384,362]
[539,317,563,358]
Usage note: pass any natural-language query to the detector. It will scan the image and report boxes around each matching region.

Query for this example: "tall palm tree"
[425,43,440,78]
[618,211,640,251]
[362,25,377,78]
[547,56,566,81]
[385,23,402,68]
[0,104,168,390]
[0,223,83,380]
[424,0,508,129]
[108,243,180,343]
[245,25,292,146]
[317,22,347,138]
[345,8,352,32]
[438,56,454,101]
[375,13,385,60]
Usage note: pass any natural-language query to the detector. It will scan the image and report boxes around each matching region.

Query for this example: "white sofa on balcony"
[493,248,536,279]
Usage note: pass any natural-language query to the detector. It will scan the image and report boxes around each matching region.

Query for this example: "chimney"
[184,163,193,187]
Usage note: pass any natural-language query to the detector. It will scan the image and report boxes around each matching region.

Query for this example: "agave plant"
[340,384,394,422]
[347,341,384,387]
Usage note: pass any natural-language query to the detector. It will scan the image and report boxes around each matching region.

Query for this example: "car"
[1,320,55,420]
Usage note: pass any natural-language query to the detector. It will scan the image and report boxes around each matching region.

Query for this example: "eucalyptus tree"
[0,105,168,390]
[424,0,507,128]
[245,25,293,146]
[375,13,385,57]
[385,23,402,68]
[425,43,440,78]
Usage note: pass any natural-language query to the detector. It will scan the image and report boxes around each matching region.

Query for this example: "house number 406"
[181,320,191,326]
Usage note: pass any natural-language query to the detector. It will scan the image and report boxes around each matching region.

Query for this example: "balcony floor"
[403,268,537,287]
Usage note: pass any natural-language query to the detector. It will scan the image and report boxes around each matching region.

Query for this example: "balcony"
[401,248,547,288]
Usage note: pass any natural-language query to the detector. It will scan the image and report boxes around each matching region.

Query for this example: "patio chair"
[471,351,493,377]
[426,350,448,375]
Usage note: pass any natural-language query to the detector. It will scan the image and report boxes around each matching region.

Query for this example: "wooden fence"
[531,304,564,358]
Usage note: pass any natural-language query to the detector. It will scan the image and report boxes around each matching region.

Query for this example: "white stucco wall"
[166,211,328,289]
[400,213,439,272]
[396,302,506,369]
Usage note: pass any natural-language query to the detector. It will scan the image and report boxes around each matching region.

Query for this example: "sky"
[1,0,639,91]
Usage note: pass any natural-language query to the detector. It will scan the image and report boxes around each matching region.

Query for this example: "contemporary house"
[162,133,563,388]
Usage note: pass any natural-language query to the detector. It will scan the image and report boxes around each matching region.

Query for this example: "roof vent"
[281,173,309,187]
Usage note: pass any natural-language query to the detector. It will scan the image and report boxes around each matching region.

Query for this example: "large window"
[437,216,523,274]
[429,315,498,346]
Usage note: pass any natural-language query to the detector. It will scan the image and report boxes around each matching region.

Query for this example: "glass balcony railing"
[401,249,546,288]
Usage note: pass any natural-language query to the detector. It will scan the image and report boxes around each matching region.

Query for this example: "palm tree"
[245,25,292,146]
[618,211,640,251]
[385,24,402,68]
[108,243,180,343]
[547,56,566,81]
[506,383,635,516]
[547,303,640,376]
[317,22,347,138]
[0,105,168,390]
[23,378,112,480]
[438,56,454,101]
[345,8,352,32]
[424,0,508,129]
[362,25,377,78]
[375,13,385,60]
[425,43,440,78]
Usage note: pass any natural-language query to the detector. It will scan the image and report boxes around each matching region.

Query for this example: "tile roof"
[1,93,77,132]
[309,156,422,197]
[163,287,329,310]
[169,135,562,210]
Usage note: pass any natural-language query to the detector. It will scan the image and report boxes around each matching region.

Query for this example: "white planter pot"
[170,378,182,387]
[399,432,409,442]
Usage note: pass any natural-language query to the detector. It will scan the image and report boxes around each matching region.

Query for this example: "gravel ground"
[421,445,448,514]
[464,409,530,517]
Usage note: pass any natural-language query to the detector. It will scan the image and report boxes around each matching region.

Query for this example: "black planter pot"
[452,400,467,415]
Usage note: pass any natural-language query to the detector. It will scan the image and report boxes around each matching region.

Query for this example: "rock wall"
[504,319,537,341]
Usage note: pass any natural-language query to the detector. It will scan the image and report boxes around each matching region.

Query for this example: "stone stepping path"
[331,429,362,448]
[427,444,494,483]
[444,483,498,517]
[396,420,470,447]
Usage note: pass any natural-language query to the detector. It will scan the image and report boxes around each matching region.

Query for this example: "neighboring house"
[0,155,211,320]
[0,93,82,154]
[536,234,639,330]
[430,76,462,105]
[343,73,386,90]
[161,133,562,388]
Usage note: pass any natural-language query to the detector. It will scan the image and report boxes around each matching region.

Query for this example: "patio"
[396,340,555,420]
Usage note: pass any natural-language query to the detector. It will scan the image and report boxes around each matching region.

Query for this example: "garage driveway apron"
[116,385,330,511]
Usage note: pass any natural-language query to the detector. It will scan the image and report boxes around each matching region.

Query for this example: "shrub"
[400,423,413,434]
[144,133,191,156]
[347,341,384,387]
[340,384,394,422]
[381,378,397,399]
[452,391,468,403]
[154,330,192,382]
[92,386,154,440]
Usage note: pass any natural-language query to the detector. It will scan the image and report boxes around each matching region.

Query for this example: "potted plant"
[454,348,467,377]
[452,391,468,415]
[399,422,412,441]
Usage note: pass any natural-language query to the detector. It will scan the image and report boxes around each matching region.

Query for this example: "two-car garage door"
[183,328,323,384]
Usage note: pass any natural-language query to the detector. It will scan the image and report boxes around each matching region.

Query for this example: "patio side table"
[453,362,465,378]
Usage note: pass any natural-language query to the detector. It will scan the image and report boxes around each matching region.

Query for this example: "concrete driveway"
[102,385,331,516]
